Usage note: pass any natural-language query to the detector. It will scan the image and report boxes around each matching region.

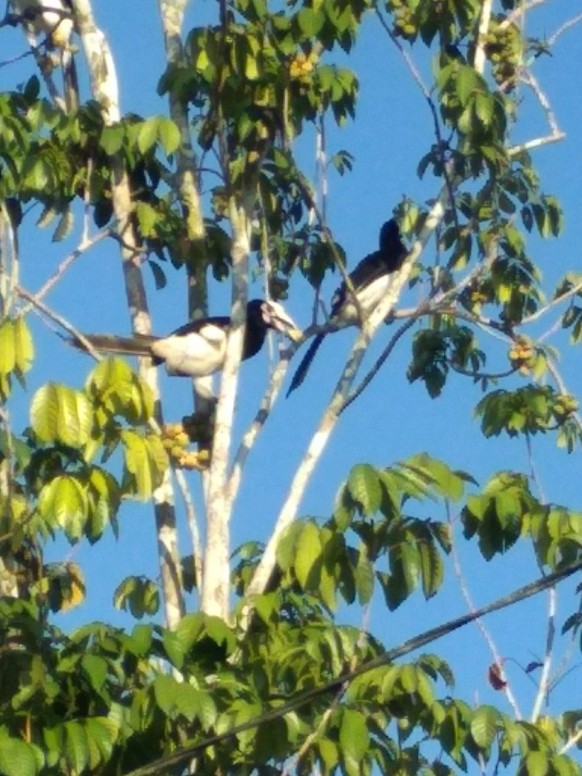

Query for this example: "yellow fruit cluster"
[387,0,417,40]
[553,394,579,421]
[161,418,213,471]
[289,52,315,80]
[485,20,522,88]
[508,336,535,375]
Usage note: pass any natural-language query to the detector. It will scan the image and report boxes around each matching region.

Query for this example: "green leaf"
[13,316,35,375]
[0,735,38,776]
[39,475,89,542]
[100,124,125,155]
[0,319,16,375]
[474,91,493,127]
[137,117,159,154]
[405,453,471,501]
[339,708,369,762]
[153,674,178,716]
[347,464,382,515]
[297,7,325,36]
[419,536,443,599]
[455,65,478,106]
[81,654,108,693]
[295,521,322,589]
[135,201,158,237]
[318,738,339,771]
[175,683,202,722]
[175,613,205,651]
[64,721,89,774]
[121,430,167,499]
[157,117,181,155]
[31,383,93,448]
[163,630,186,669]
[522,750,550,776]
[471,705,499,752]
[354,548,374,604]
[52,206,74,242]
[84,718,118,766]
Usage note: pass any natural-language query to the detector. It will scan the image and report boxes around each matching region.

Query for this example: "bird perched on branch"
[70,299,301,377]
[10,0,78,112]
[287,219,407,395]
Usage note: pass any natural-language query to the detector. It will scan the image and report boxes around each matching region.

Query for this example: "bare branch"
[19,228,111,315]
[547,12,582,48]
[377,10,458,236]
[473,0,494,75]
[340,313,419,414]
[73,0,185,627]
[530,586,556,723]
[226,354,290,507]
[202,196,252,619]
[174,468,203,592]
[560,726,582,756]
[501,0,546,29]
[521,277,582,326]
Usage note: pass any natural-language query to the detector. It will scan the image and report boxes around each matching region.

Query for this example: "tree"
[0,0,581,774]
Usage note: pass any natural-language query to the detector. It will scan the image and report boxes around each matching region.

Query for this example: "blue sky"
[3,0,582,759]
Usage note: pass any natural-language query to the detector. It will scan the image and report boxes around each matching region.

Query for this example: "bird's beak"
[262,301,303,342]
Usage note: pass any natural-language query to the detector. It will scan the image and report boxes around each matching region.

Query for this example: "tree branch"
[123,558,582,776]
[72,0,185,627]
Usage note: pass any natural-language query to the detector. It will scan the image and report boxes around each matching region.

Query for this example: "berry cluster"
[161,413,214,470]
[386,0,417,41]
[484,19,522,89]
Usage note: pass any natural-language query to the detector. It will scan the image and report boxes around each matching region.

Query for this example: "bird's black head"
[379,219,403,251]
[378,218,407,273]
[247,299,301,339]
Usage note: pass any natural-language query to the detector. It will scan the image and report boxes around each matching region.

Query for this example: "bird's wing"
[331,250,388,315]
[346,249,393,291]
[169,316,230,339]
[286,334,326,396]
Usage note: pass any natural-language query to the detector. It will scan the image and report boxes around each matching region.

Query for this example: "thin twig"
[447,502,523,719]
[547,12,582,48]
[340,313,419,414]
[15,283,103,360]
[226,354,290,508]
[174,468,203,592]
[19,227,111,315]
[501,0,546,29]
[377,9,459,237]
[560,726,582,756]
[530,586,556,722]
[520,69,561,137]
[521,277,582,326]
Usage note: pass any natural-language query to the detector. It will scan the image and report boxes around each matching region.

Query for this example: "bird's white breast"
[151,324,227,377]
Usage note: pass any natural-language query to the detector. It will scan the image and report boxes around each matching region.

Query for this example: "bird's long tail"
[69,334,157,357]
[286,334,325,396]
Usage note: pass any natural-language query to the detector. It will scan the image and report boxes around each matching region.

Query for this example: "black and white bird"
[71,299,301,377]
[11,0,78,112]
[287,219,407,395]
